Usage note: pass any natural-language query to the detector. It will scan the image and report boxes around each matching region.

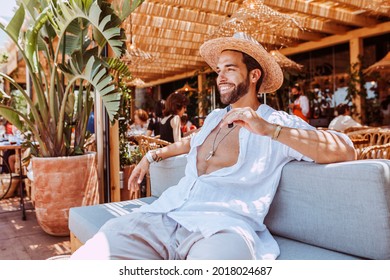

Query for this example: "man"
[71,32,355,260]
[328,103,362,132]
[289,85,310,122]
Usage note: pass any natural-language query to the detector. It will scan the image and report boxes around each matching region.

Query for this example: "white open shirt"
[137,104,352,259]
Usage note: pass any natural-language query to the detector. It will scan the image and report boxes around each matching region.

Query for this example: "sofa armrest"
[149,154,187,197]
[265,159,390,259]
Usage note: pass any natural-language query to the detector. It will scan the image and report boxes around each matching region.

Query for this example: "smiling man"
[71,32,356,260]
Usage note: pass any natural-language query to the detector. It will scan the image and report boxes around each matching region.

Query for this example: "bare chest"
[196,125,240,176]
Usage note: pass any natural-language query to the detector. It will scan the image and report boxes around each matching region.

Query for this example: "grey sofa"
[69,155,390,259]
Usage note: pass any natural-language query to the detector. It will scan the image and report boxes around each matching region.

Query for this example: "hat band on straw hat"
[199,32,283,94]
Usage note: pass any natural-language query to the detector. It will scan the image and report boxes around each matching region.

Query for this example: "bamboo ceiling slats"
[120,0,390,86]
[266,0,379,27]
[334,0,390,16]
[131,14,216,35]
[132,26,204,43]
[137,1,226,25]
[147,0,242,15]
[296,15,351,35]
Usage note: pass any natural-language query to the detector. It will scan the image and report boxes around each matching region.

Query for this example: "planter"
[32,153,99,236]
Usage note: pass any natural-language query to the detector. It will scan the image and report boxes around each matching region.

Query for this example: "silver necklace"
[205,125,237,161]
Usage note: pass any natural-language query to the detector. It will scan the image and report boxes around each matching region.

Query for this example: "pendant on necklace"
[205,151,215,161]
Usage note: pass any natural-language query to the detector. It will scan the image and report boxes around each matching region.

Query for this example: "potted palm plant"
[0,0,145,236]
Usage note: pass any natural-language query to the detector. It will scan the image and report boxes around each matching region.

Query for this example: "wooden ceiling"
[120,0,390,87]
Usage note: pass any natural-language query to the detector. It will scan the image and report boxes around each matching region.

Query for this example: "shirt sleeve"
[300,95,310,117]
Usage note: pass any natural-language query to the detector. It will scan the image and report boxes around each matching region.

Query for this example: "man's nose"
[217,71,227,82]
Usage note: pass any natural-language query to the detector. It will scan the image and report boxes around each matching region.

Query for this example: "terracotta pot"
[32,153,99,236]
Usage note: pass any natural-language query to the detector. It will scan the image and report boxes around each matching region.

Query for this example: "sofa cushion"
[69,197,157,243]
[274,236,362,260]
[265,159,390,260]
[149,154,188,197]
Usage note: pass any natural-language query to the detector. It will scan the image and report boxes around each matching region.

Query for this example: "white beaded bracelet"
[145,151,154,163]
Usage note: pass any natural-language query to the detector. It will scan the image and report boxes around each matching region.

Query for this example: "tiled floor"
[0,197,71,260]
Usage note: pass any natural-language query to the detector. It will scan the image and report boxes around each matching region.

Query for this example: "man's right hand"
[128,157,150,198]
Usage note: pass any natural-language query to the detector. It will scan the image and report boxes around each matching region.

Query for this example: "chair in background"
[358,143,390,160]
[346,128,390,158]
[134,135,171,156]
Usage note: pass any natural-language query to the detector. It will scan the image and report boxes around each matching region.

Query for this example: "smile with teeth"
[218,84,235,94]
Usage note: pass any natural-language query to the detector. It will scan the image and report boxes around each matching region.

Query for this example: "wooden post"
[197,74,206,126]
[349,37,365,124]
[109,120,121,202]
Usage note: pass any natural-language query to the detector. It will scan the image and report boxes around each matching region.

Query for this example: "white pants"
[70,212,254,260]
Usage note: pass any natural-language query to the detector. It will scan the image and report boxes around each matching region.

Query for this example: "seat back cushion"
[265,159,390,259]
[149,154,187,197]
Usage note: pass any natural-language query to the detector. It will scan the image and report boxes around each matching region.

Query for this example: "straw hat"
[199,32,283,93]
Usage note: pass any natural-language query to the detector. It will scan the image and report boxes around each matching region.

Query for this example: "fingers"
[127,159,149,192]
[221,108,247,127]
[128,169,144,190]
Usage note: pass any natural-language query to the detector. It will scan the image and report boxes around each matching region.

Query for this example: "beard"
[218,76,250,105]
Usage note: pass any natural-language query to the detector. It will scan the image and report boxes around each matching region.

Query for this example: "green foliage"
[117,75,142,169]
[0,0,144,157]
[346,59,367,106]
[345,57,368,123]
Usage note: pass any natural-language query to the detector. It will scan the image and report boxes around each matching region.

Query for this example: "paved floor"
[0,197,71,260]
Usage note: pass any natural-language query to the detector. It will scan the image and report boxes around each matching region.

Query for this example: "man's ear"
[250,69,262,83]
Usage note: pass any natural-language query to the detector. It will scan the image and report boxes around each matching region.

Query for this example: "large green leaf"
[115,0,146,21]
[0,106,24,132]
[60,55,121,122]
[53,0,126,58]
[5,5,25,42]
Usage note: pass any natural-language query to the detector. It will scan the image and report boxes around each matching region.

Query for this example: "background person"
[289,85,310,122]
[328,103,362,132]
[380,95,390,126]
[159,92,189,143]
[180,114,197,136]
[127,109,149,137]
[146,99,165,137]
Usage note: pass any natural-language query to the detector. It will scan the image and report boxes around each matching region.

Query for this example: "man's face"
[216,50,250,105]
[291,87,299,96]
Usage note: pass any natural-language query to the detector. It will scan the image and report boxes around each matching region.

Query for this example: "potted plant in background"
[117,75,142,199]
[0,0,145,236]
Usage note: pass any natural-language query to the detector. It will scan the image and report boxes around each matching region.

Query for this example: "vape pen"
[227,105,233,128]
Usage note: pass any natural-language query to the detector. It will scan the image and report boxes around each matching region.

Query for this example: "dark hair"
[164,92,189,116]
[242,52,264,92]
[337,104,349,115]
[155,99,165,118]
[291,84,301,92]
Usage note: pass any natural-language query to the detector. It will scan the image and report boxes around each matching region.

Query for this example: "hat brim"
[200,37,283,93]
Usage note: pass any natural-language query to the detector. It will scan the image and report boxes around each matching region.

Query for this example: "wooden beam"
[280,21,390,55]
[142,68,212,88]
